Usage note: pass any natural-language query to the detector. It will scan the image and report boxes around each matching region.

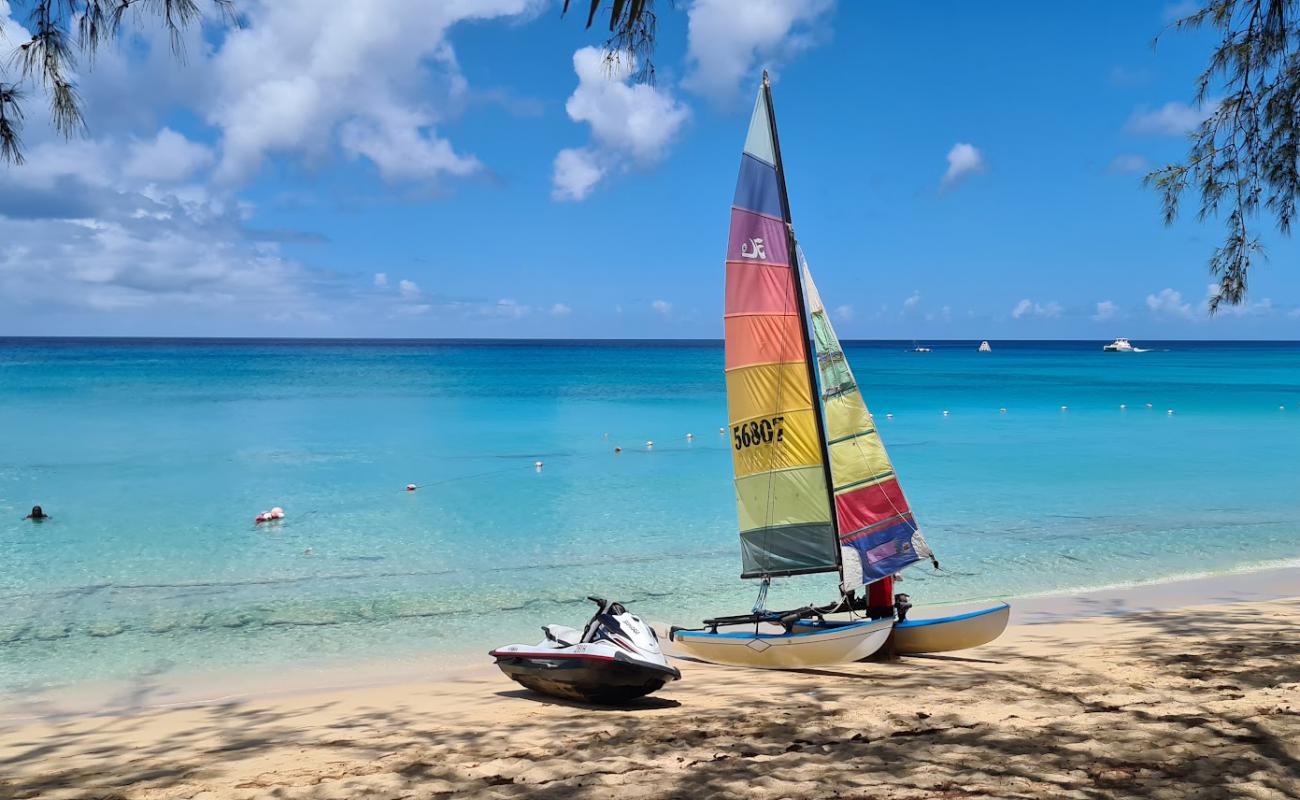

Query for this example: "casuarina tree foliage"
[1147,0,1300,311]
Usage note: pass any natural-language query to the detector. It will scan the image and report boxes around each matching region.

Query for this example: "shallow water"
[1,338,1297,694]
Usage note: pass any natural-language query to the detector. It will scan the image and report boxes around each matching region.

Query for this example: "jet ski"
[490,596,681,703]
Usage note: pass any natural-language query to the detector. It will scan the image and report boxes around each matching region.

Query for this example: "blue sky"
[1,0,1297,338]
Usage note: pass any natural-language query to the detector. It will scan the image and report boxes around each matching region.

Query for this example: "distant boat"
[1104,337,1136,352]
[911,341,932,353]
[977,340,992,352]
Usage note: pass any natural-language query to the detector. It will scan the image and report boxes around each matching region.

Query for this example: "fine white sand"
[1,571,1296,799]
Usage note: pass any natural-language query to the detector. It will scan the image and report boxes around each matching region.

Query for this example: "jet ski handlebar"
[587,596,627,615]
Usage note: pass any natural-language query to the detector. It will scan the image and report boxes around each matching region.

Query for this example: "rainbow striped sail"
[800,250,935,587]
[724,77,838,578]
[724,74,937,588]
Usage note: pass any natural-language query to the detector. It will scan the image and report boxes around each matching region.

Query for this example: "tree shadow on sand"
[0,600,1296,799]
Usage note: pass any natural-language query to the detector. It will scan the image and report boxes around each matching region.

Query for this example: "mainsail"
[724,74,839,578]
[800,249,936,588]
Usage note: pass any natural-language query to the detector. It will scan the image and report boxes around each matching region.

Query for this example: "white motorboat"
[1103,337,1136,352]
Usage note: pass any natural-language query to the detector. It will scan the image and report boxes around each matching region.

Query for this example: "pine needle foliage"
[0,0,237,165]
[1147,0,1300,311]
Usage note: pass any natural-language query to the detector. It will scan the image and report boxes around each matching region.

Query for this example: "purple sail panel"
[727,208,788,267]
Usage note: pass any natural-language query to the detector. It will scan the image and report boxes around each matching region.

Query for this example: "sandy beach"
[2,577,1297,800]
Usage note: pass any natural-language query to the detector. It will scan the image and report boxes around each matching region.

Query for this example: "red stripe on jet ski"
[489,651,617,662]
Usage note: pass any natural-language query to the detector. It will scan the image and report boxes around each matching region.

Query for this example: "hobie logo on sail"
[740,237,766,260]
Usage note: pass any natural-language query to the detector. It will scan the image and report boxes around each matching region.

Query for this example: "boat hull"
[492,651,680,703]
[791,603,1010,654]
[894,602,1009,653]
[668,617,892,669]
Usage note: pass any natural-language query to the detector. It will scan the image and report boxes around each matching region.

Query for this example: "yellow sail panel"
[725,361,813,423]
[735,467,832,531]
[730,408,821,478]
[824,389,873,441]
[829,432,894,492]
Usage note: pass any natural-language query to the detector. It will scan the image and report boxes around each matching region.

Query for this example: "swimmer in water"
[25,505,49,521]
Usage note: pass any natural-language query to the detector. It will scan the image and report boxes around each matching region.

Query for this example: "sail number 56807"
[732,416,785,450]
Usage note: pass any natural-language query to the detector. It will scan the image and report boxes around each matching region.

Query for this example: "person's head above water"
[26,505,48,520]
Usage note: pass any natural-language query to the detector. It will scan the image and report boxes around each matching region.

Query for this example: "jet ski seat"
[542,624,581,646]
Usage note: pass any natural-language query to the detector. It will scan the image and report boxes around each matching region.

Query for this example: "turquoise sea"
[1,338,1298,696]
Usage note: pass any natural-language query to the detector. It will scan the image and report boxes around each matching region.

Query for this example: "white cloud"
[0,191,319,318]
[123,128,215,183]
[1107,154,1150,175]
[941,143,986,190]
[651,299,672,315]
[1145,288,1194,318]
[206,0,542,184]
[552,47,690,200]
[373,272,389,288]
[491,298,529,319]
[1012,299,1062,319]
[1093,300,1119,321]
[552,148,604,202]
[399,279,420,298]
[683,0,835,102]
[833,304,852,322]
[550,302,572,317]
[1127,101,1218,136]
[902,291,921,312]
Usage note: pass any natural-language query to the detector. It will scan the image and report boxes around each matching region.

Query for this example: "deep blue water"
[1,338,1297,694]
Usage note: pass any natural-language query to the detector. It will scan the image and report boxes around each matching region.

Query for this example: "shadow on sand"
[1,601,1297,799]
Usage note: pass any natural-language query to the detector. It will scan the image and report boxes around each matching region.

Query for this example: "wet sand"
[1,582,1296,799]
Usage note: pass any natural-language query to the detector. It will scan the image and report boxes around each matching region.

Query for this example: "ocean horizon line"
[4,335,1300,345]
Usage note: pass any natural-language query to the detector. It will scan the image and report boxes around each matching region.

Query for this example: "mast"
[760,71,843,573]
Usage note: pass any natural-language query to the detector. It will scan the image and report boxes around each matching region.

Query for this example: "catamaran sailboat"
[668,74,1007,669]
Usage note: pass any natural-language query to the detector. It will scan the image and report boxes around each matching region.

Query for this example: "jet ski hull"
[491,650,680,703]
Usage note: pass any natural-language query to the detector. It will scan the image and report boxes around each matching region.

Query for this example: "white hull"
[667,617,892,669]
[791,603,1010,655]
